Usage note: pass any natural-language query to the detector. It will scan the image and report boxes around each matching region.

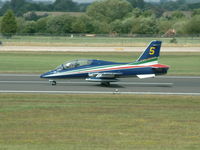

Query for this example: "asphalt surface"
[0,74,200,95]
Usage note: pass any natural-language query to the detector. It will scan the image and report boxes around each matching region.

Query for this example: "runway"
[0,74,200,95]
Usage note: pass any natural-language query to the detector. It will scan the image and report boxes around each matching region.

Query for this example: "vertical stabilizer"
[137,41,162,62]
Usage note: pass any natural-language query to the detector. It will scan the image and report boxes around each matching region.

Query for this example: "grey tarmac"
[0,74,200,95]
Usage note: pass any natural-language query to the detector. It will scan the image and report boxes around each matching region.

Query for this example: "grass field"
[0,94,200,150]
[1,36,200,46]
[0,52,199,75]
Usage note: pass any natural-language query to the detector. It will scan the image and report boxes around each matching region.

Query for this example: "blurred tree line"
[0,0,200,37]
[0,0,88,16]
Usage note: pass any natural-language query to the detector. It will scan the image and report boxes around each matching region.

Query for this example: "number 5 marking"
[149,47,155,55]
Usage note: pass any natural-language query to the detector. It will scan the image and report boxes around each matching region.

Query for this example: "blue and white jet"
[40,41,169,86]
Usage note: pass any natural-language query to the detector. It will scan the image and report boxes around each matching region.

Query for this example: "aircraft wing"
[86,72,122,82]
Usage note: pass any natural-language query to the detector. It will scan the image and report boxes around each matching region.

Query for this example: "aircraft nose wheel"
[49,80,57,86]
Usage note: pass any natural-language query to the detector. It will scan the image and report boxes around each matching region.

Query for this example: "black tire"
[50,81,57,86]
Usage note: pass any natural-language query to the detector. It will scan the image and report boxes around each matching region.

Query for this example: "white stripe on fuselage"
[45,61,158,78]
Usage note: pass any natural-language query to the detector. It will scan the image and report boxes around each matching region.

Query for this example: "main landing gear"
[49,80,57,86]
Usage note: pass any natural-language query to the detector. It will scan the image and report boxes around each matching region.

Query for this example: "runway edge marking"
[0,90,200,96]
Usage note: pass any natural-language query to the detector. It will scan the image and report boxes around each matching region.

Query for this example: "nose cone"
[40,70,57,78]
[40,73,47,78]
[40,71,52,78]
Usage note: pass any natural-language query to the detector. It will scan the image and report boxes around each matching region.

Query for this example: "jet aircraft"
[40,41,169,86]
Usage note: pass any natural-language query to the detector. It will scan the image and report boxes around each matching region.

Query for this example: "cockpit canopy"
[56,59,92,70]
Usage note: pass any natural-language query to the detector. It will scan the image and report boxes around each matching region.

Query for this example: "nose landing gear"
[49,80,57,86]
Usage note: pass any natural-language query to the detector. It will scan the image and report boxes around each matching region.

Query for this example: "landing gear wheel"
[101,82,110,87]
[49,80,56,86]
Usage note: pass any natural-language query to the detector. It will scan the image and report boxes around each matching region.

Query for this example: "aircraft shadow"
[48,82,173,88]
[95,84,124,88]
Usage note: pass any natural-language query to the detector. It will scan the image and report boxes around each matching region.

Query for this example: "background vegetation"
[0,0,200,36]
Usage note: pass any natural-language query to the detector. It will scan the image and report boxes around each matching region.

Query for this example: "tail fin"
[137,41,162,62]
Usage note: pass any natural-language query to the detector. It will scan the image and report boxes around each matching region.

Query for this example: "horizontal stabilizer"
[137,74,155,79]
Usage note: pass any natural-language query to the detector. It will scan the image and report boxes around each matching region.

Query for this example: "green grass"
[0,52,199,75]
[1,36,200,46]
[0,94,200,150]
